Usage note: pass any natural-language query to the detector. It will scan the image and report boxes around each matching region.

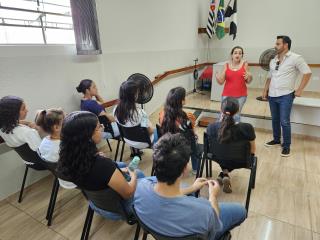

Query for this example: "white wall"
[199,0,320,91]
[0,0,209,200]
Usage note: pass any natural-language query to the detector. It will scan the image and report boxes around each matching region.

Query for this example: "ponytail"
[218,97,239,143]
[218,114,235,143]
[36,108,64,134]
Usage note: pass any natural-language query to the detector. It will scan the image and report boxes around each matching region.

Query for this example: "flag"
[216,0,225,40]
[206,0,216,38]
[225,0,237,40]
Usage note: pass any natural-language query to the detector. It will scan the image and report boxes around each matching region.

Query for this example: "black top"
[75,155,117,191]
[207,122,256,142]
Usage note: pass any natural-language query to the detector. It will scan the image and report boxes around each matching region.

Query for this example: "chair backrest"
[132,206,207,240]
[204,132,251,169]
[13,143,47,167]
[82,188,135,223]
[117,123,152,148]
[98,115,114,137]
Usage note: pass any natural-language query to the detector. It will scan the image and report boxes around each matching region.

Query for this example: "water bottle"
[128,156,141,171]
[124,156,141,181]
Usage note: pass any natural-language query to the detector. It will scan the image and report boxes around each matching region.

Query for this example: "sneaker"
[130,150,143,157]
[222,174,232,193]
[191,169,197,175]
[217,172,224,186]
[264,140,281,147]
[281,148,291,157]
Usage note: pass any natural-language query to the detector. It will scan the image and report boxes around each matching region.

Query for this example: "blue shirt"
[81,99,105,116]
[134,178,222,239]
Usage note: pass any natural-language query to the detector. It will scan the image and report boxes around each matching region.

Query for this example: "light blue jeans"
[214,203,247,239]
[221,96,247,122]
[89,162,145,220]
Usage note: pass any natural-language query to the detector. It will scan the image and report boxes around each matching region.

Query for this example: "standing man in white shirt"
[262,36,312,157]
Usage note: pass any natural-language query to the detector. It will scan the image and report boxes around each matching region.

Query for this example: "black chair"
[132,205,231,240]
[13,143,47,203]
[117,123,152,162]
[197,132,257,211]
[98,115,122,161]
[13,143,63,226]
[80,188,140,240]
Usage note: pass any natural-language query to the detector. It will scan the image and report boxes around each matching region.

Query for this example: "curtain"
[70,0,102,55]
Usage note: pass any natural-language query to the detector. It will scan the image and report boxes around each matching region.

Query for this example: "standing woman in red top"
[216,46,253,122]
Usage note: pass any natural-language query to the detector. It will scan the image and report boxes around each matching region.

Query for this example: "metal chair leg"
[142,232,148,240]
[209,160,213,178]
[18,165,29,203]
[47,178,60,226]
[106,139,112,152]
[114,139,121,161]
[119,140,125,162]
[134,224,141,240]
[81,206,94,240]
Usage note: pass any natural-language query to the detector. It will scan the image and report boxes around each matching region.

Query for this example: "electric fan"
[127,73,154,106]
[256,48,277,101]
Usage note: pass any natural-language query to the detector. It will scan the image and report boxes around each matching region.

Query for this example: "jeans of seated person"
[214,203,247,239]
[153,128,159,144]
[102,122,121,139]
[190,139,202,171]
[89,162,145,221]
[221,96,247,123]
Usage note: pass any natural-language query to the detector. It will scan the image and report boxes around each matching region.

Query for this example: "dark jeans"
[268,92,295,148]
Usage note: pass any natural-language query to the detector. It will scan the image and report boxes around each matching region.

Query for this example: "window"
[0,0,75,44]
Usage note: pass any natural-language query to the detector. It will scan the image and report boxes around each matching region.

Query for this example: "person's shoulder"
[237,122,254,131]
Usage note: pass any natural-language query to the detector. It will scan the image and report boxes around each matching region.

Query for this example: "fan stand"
[191,58,205,95]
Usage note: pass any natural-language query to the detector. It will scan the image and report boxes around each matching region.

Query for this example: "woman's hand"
[243,71,252,83]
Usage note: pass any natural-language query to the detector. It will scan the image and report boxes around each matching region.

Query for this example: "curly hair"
[57,111,98,182]
[35,108,64,134]
[0,96,23,134]
[161,87,189,135]
[153,133,191,185]
[218,97,239,143]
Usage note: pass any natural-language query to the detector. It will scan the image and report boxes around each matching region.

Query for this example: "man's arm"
[262,77,271,99]
[295,73,312,97]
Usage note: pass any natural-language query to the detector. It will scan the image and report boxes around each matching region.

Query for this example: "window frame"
[0,0,75,45]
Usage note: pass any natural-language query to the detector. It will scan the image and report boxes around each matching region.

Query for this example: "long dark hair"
[0,96,23,134]
[76,79,93,94]
[35,108,64,134]
[57,111,98,182]
[114,80,139,125]
[161,87,188,134]
[218,97,239,143]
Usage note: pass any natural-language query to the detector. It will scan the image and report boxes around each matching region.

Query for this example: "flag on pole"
[206,0,216,38]
[225,0,237,40]
[216,0,225,40]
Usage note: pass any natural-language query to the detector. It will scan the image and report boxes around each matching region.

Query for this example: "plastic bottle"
[128,156,141,171]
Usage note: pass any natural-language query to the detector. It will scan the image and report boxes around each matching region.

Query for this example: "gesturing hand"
[208,180,220,197]
[192,178,208,192]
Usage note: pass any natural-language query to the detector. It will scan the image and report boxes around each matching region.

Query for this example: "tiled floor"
[1,94,320,240]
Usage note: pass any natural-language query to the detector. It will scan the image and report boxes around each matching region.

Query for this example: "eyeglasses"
[275,60,280,71]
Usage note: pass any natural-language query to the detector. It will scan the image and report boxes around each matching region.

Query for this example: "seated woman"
[0,96,44,169]
[159,87,201,174]
[76,79,119,138]
[114,80,155,149]
[36,108,76,189]
[207,97,256,193]
[57,111,145,219]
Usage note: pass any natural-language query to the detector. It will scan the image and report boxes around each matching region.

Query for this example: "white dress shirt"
[268,51,311,97]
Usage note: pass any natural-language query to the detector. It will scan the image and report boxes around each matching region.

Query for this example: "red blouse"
[222,63,247,97]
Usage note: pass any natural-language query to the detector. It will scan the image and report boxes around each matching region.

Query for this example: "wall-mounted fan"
[127,73,154,107]
[256,48,277,101]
